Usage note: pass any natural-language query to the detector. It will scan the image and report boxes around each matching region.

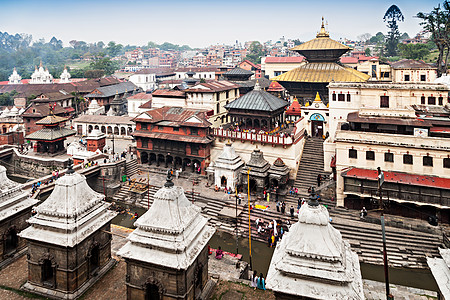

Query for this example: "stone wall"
[26,223,112,293]
[0,208,32,264]
[86,160,125,198]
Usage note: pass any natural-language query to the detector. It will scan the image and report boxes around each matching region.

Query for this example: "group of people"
[250,271,266,290]
[255,218,289,248]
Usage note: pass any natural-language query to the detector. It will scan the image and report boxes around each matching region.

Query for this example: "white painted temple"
[266,192,364,300]
[212,142,244,190]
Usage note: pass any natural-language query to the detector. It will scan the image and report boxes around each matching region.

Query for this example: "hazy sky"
[0,0,439,48]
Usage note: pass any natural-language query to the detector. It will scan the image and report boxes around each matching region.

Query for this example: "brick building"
[22,102,68,135]
[133,107,214,174]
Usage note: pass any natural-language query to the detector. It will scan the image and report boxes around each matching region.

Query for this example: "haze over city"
[0,0,438,47]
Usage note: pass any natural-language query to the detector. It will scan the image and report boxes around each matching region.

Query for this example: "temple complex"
[224,81,288,131]
[19,161,117,299]
[271,18,370,103]
[301,92,329,137]
[117,173,215,299]
[30,62,54,84]
[241,148,270,192]
[211,142,244,190]
[25,115,76,154]
[266,189,364,299]
[0,166,38,267]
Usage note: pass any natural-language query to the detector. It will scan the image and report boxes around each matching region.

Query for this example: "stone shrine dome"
[20,164,116,247]
[266,195,364,299]
[118,176,215,270]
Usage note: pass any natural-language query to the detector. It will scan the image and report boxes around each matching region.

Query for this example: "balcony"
[213,127,305,146]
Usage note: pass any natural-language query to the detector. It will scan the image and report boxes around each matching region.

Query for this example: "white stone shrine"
[427,248,450,299]
[59,66,71,83]
[86,99,105,115]
[8,68,22,84]
[266,191,364,300]
[118,174,215,299]
[213,142,244,190]
[30,62,53,84]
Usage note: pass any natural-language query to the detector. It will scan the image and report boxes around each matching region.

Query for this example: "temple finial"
[317,17,329,38]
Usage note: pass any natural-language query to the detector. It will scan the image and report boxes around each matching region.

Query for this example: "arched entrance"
[149,153,156,165]
[221,176,227,187]
[107,126,112,134]
[249,179,257,192]
[41,259,54,285]
[270,178,279,188]
[166,155,173,167]
[4,227,18,254]
[88,125,93,134]
[94,125,99,130]
[89,245,100,275]
[193,159,201,174]
[183,158,192,172]
[157,154,165,166]
[145,283,160,300]
[114,127,119,135]
[141,152,149,164]
[175,157,182,169]
[310,113,325,137]
[101,126,106,133]
[120,127,126,135]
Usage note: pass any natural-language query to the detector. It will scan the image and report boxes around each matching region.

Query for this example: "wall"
[264,62,305,79]
[393,68,437,83]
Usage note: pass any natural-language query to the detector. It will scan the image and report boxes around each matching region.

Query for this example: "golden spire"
[314,92,322,102]
[316,17,329,38]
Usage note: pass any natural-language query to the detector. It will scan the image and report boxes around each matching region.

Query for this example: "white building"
[73,115,135,139]
[127,92,152,117]
[59,67,71,83]
[30,62,53,84]
[8,68,22,84]
[211,143,244,190]
[86,99,105,115]
[129,69,176,91]
[174,67,218,80]
[261,56,305,79]
[391,59,437,83]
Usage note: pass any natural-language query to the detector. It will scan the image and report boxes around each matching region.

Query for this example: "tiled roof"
[133,106,211,127]
[223,67,254,76]
[25,127,76,141]
[267,81,285,92]
[340,57,358,64]
[186,80,240,93]
[290,36,350,52]
[127,92,152,100]
[286,99,302,115]
[133,131,213,144]
[265,57,305,63]
[152,89,185,97]
[175,67,219,72]
[84,81,137,98]
[22,102,67,118]
[36,115,68,125]
[342,168,450,190]
[271,62,371,83]
[225,89,288,112]
[73,115,134,125]
[138,100,152,109]
[391,59,434,69]
[134,68,175,75]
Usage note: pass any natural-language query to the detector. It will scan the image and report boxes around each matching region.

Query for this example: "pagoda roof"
[117,179,215,270]
[286,99,302,115]
[19,165,117,247]
[225,83,288,112]
[267,81,285,92]
[36,115,68,125]
[272,62,370,83]
[25,127,76,141]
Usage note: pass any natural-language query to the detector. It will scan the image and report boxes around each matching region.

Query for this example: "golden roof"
[271,62,371,83]
[290,18,350,52]
[36,115,68,125]
[314,92,322,102]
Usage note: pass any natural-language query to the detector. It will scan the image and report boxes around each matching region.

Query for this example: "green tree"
[383,5,404,57]
[106,41,123,57]
[417,1,450,76]
[84,69,105,79]
[292,39,302,46]
[398,43,431,60]
[245,41,265,64]
[365,48,372,56]
[89,57,120,76]
[369,32,385,44]
[0,90,17,106]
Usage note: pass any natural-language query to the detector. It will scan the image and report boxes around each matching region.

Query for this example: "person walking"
[281,201,286,214]
[250,270,258,290]
[297,198,302,210]
[317,174,322,187]
[257,273,266,290]
[290,206,295,218]
[276,201,280,212]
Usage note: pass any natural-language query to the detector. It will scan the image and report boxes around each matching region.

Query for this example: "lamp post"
[378,167,392,300]
[247,168,252,270]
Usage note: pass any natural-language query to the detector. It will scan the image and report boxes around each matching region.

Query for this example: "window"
[338,94,345,101]
[173,127,179,132]
[41,259,54,285]
[428,97,436,105]
[423,156,433,167]
[404,74,410,81]
[384,152,394,162]
[444,158,450,168]
[439,97,444,105]
[346,94,351,102]
[349,149,357,159]
[226,91,229,98]
[420,74,426,81]
[158,126,164,130]
[216,103,220,113]
[191,144,199,155]
[421,96,426,105]
[403,154,413,165]
[191,128,198,135]
[332,93,336,101]
[366,151,375,160]
[380,96,389,108]
[382,72,390,78]
[141,123,147,130]
[142,139,148,148]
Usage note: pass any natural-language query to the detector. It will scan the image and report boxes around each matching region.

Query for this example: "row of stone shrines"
[1,159,364,299]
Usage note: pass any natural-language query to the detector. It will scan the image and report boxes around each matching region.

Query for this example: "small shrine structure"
[86,129,106,152]
[266,189,364,299]
[285,98,302,122]
[107,92,127,116]
[268,158,290,189]
[25,114,76,154]
[59,67,71,83]
[117,172,215,299]
[241,148,270,193]
[19,161,117,299]
[8,67,22,84]
[0,165,38,267]
[86,99,105,115]
[213,142,244,190]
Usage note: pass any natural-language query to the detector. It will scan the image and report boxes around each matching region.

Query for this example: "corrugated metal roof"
[85,81,137,98]
[26,127,76,141]
[271,62,370,83]
[223,67,254,76]
[225,90,288,112]
[265,57,305,63]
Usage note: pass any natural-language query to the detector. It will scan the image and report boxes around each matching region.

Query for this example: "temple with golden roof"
[272,18,370,103]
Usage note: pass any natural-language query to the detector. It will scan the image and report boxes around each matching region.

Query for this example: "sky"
[0,0,440,48]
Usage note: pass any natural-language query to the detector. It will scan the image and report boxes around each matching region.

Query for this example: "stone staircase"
[284,137,331,207]
[125,159,139,177]
[112,159,140,203]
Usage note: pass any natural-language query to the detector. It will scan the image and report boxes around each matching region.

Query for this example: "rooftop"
[73,115,135,125]
[391,59,435,70]
[264,56,305,63]
[84,81,137,98]
[133,106,212,127]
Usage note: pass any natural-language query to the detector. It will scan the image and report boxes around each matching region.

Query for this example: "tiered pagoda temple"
[0,165,38,268]
[272,18,370,103]
[20,161,117,299]
[225,81,288,131]
[118,173,215,299]
[267,189,364,299]
[25,115,76,154]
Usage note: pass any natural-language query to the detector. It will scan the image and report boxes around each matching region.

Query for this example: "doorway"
[311,120,324,137]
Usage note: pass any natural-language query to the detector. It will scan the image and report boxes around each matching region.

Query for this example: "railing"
[213,128,301,146]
